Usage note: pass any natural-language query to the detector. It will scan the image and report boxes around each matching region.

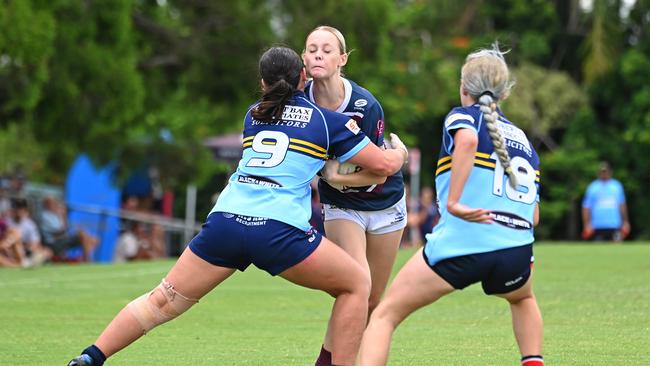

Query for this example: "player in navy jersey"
[359,45,545,366]
[67,47,408,366]
[302,26,407,366]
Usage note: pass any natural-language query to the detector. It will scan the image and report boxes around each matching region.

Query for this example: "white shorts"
[323,195,407,235]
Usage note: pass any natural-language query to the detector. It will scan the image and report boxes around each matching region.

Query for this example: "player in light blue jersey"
[67,47,408,366]
[302,26,408,366]
[359,45,545,366]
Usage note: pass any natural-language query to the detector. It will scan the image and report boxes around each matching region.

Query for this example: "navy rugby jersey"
[211,91,370,231]
[424,104,541,265]
[305,78,405,211]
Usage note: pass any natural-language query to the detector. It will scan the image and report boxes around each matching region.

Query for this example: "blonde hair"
[307,25,347,54]
[461,44,518,188]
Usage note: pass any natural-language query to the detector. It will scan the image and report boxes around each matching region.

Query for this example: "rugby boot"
[67,354,94,366]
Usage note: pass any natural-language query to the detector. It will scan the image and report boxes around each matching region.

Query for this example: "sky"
[580,0,637,17]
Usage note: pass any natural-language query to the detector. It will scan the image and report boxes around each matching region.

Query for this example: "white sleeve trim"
[444,113,475,128]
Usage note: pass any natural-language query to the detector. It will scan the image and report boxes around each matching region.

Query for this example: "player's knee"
[126,278,198,334]
[328,266,370,299]
[345,266,371,298]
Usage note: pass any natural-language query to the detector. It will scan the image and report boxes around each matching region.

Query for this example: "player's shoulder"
[446,104,480,118]
[348,79,378,101]
[443,105,481,127]
[609,178,624,189]
[347,79,380,108]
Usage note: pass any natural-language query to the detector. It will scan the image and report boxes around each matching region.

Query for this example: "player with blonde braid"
[480,94,518,188]
[359,44,544,366]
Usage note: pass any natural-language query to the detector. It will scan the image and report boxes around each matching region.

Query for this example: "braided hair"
[461,44,518,188]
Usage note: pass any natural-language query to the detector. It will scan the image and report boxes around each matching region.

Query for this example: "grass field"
[1,243,649,365]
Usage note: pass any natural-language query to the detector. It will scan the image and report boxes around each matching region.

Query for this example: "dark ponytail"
[251,47,303,122]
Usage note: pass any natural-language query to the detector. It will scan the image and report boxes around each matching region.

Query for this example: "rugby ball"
[327,163,359,191]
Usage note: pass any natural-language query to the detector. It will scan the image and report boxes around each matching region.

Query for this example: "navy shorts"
[424,244,534,295]
[189,212,322,276]
[593,229,620,241]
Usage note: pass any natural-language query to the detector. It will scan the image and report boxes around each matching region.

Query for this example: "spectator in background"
[581,161,631,242]
[0,217,28,268]
[414,186,440,245]
[40,196,98,262]
[9,198,52,266]
[0,184,10,218]
[402,185,440,248]
[114,220,165,263]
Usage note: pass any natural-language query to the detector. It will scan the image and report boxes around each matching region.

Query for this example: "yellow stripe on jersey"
[435,162,452,175]
[290,138,326,153]
[243,141,252,148]
[437,156,452,167]
[474,159,496,169]
[288,145,327,159]
[436,153,540,184]
[242,136,326,151]
[436,155,496,176]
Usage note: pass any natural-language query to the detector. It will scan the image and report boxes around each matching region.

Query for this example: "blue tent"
[66,154,121,262]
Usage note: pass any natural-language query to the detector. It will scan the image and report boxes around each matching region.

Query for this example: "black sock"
[314,345,332,366]
[82,345,107,366]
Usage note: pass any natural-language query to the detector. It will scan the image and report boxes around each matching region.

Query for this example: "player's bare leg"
[68,247,235,365]
[497,275,543,362]
[319,218,368,361]
[365,229,403,314]
[359,248,454,366]
[281,236,370,366]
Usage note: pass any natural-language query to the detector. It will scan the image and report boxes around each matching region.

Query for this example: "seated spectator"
[39,196,98,262]
[114,220,164,262]
[9,198,52,266]
[0,218,28,268]
[0,180,10,219]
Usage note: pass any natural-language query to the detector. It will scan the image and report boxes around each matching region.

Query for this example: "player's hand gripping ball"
[320,160,358,191]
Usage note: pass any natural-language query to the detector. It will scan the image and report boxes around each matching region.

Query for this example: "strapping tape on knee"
[126,278,199,334]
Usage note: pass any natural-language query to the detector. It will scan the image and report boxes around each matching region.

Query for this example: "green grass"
[1,243,649,365]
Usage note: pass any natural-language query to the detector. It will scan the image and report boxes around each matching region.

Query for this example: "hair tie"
[480,90,495,99]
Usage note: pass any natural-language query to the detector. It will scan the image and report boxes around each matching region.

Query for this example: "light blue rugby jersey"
[582,178,626,229]
[424,104,541,265]
[211,91,370,231]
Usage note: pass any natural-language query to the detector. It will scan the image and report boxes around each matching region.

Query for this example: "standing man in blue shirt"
[582,161,630,242]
